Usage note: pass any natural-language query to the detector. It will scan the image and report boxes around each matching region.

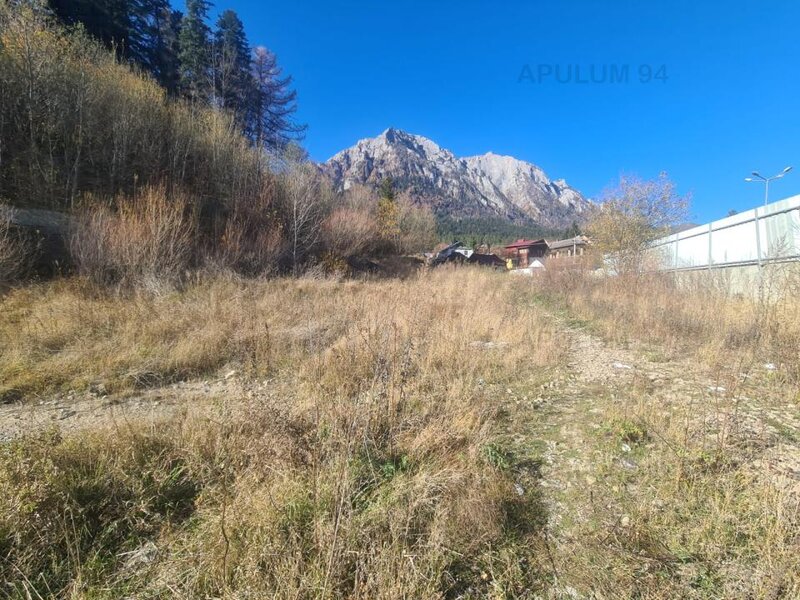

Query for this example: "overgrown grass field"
[0,269,563,598]
[1,267,798,598]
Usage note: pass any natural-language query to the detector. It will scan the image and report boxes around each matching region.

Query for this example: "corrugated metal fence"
[651,194,800,270]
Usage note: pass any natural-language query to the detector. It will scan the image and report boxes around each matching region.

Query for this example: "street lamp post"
[745,166,793,206]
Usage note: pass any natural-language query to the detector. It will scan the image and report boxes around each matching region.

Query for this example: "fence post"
[707,222,713,269]
[754,207,762,267]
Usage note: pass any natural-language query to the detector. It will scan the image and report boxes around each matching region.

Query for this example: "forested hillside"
[0,0,300,211]
[0,1,435,280]
[47,0,303,146]
[436,215,580,247]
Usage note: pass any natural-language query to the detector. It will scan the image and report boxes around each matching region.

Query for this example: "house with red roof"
[504,239,549,268]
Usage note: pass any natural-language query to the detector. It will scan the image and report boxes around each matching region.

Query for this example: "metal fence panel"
[650,194,800,270]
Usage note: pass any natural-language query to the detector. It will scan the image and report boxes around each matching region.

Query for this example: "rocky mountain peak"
[323,129,589,228]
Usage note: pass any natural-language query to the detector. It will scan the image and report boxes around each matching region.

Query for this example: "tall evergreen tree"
[564,220,582,238]
[49,0,136,60]
[155,8,182,94]
[136,0,181,93]
[178,0,212,103]
[377,176,399,245]
[379,176,396,202]
[213,9,251,124]
[49,0,179,88]
[250,45,305,149]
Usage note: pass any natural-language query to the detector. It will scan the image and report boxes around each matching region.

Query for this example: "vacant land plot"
[0,268,798,598]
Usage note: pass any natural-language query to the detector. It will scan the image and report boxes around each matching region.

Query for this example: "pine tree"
[48,0,177,86]
[214,10,252,125]
[139,0,181,94]
[564,220,581,238]
[378,177,395,202]
[377,176,400,247]
[49,0,136,60]
[250,45,305,149]
[178,0,212,103]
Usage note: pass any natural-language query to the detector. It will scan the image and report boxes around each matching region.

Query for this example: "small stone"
[224,370,237,380]
[620,515,631,527]
[120,541,158,571]
[514,483,525,496]
[621,443,632,453]
[89,382,108,396]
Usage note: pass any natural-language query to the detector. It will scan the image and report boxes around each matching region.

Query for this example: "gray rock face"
[322,128,590,228]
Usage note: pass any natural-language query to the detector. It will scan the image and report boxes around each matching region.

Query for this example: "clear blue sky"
[192,0,800,223]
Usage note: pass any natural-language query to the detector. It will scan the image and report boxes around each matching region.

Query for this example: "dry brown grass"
[532,376,800,598]
[0,268,563,597]
[525,265,800,598]
[3,265,799,598]
[536,266,800,383]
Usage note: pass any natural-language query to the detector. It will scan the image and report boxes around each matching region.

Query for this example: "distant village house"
[503,239,549,268]
[431,241,505,269]
[547,235,589,259]
[504,235,591,273]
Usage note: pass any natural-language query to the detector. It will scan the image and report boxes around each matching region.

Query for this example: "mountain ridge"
[322,128,590,229]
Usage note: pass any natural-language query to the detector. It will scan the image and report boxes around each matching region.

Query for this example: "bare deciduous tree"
[587,172,689,274]
[279,162,330,273]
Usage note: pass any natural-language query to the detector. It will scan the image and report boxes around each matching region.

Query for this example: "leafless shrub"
[320,184,382,259]
[70,185,197,287]
[322,207,379,258]
[212,177,286,275]
[0,207,30,284]
[396,192,438,254]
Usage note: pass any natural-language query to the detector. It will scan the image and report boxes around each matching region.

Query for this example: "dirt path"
[527,314,800,597]
[0,375,251,442]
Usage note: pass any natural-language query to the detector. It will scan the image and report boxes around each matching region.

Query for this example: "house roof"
[504,238,548,250]
[467,253,505,266]
[433,241,469,265]
[548,236,589,250]
[440,241,466,252]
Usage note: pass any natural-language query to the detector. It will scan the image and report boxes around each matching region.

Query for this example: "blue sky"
[191,0,800,223]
